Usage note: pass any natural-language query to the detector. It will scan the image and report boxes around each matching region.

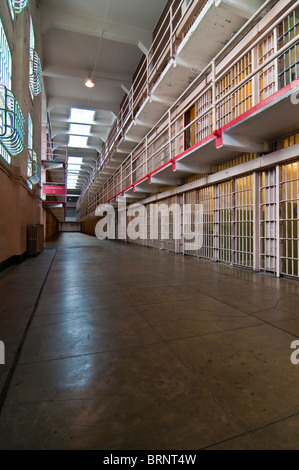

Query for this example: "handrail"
[78,0,207,203]
[77,0,296,218]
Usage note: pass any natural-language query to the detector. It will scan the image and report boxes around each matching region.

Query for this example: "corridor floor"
[1,232,299,450]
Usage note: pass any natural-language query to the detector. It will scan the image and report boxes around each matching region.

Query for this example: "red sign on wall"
[43,184,66,195]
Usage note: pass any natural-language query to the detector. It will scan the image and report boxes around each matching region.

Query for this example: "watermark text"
[291,90,299,105]
[95,198,203,251]
[290,340,299,365]
[0,340,4,365]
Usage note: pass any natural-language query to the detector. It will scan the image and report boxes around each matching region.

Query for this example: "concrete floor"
[1,232,299,449]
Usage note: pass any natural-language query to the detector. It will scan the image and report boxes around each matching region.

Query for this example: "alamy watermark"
[291,90,299,105]
[290,340,299,365]
[0,341,4,365]
[95,198,203,251]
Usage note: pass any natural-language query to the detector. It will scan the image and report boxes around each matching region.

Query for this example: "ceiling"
[39,0,169,195]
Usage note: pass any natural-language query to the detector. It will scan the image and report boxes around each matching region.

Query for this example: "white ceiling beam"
[221,133,269,153]
[49,120,112,133]
[121,84,130,95]
[47,96,120,116]
[48,116,113,128]
[174,162,214,174]
[137,42,149,56]
[216,0,264,19]
[51,129,108,142]
[41,6,152,48]
[43,66,132,88]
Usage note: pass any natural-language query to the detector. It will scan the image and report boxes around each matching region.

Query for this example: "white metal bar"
[253,171,260,272]
[276,164,281,277]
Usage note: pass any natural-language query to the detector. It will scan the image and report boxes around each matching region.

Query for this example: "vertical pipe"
[168,109,172,161]
[213,183,219,262]
[273,25,279,93]
[253,171,260,272]
[211,60,216,131]
[170,3,173,59]
[231,179,236,265]
[276,164,281,277]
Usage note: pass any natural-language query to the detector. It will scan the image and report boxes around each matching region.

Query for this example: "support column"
[253,171,261,272]
[213,184,219,262]
[276,164,281,278]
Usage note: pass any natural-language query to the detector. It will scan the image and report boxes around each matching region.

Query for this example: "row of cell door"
[126,163,299,278]
[161,165,298,278]
[260,164,298,278]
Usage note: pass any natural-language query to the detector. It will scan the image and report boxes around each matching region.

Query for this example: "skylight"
[68,135,88,148]
[69,124,91,136]
[68,108,95,148]
[68,157,83,165]
[67,156,83,189]
[68,164,81,171]
[70,108,95,125]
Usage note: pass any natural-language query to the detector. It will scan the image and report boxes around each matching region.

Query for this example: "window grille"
[29,17,42,97]
[0,18,24,162]
[27,149,41,185]
[278,8,299,87]
[280,161,299,278]
[7,0,28,17]
[0,84,25,157]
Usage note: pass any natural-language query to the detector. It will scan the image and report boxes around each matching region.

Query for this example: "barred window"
[278,8,299,87]
[29,16,42,97]
[7,0,15,20]
[0,17,12,164]
[7,1,28,18]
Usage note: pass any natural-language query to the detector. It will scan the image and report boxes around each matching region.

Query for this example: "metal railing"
[77,2,299,220]
[78,0,207,204]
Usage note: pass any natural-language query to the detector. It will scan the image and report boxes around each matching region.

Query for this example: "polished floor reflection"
[1,233,299,449]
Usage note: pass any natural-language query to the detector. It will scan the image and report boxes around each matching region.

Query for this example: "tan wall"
[0,167,42,263]
[44,210,59,241]
[0,1,43,266]
[59,222,81,232]
[81,219,99,237]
